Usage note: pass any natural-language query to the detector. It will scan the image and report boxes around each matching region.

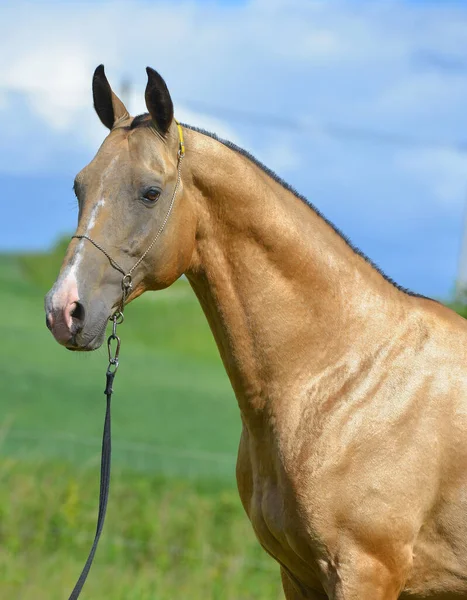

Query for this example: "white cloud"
[5,46,91,129]
[2,0,467,149]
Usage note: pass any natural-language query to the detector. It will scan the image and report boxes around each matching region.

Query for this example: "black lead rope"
[68,316,121,600]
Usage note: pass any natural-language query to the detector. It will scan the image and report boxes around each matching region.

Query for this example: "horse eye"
[143,189,161,203]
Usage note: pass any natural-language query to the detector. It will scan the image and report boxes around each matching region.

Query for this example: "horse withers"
[45,65,467,599]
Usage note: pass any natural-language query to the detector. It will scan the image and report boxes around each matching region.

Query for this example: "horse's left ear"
[145,67,174,135]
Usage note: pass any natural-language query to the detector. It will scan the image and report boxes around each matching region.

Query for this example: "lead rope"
[66,121,185,599]
[67,315,119,600]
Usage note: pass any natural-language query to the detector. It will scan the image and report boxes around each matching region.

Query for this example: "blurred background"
[1,0,467,598]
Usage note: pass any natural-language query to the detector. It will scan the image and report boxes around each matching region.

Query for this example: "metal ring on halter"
[122,274,132,291]
[113,312,124,326]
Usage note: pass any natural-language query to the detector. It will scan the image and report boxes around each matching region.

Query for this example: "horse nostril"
[70,301,86,332]
[45,314,53,331]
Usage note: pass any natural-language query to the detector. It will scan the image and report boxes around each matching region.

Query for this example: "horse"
[45,65,467,599]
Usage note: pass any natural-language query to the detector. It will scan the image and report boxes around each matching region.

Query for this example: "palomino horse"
[45,65,467,599]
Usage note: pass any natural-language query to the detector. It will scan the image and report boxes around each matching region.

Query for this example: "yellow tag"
[174,118,185,157]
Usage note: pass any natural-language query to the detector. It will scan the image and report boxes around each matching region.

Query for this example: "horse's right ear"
[92,64,129,130]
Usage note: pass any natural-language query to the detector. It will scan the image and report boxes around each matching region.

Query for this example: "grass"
[0,459,282,599]
[0,243,285,598]
[1,246,240,479]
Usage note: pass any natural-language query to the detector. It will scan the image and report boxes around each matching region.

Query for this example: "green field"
[1,249,240,479]
[0,245,283,598]
[0,462,282,599]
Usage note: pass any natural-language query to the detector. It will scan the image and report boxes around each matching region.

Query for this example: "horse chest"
[236,428,326,587]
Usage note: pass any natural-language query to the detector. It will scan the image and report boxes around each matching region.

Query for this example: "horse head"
[45,66,196,350]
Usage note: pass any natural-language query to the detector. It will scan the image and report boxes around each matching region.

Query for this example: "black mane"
[132,113,430,300]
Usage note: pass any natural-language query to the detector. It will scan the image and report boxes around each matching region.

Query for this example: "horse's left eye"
[143,189,161,203]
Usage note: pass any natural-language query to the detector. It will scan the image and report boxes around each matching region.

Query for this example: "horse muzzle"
[44,281,109,351]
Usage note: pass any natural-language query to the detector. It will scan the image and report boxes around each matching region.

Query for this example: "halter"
[71,119,185,316]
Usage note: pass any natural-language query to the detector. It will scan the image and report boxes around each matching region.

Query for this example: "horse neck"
[184,129,406,419]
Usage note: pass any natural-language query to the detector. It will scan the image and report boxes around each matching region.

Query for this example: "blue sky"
[1,0,467,299]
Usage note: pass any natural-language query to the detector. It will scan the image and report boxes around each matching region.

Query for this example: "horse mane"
[131,113,430,300]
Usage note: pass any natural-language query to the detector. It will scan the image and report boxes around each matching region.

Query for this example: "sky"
[1,0,467,299]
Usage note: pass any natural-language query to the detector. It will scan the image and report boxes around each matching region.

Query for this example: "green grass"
[1,247,240,479]
[0,459,282,599]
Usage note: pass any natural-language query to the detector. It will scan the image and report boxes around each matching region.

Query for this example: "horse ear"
[92,64,129,130]
[144,67,174,135]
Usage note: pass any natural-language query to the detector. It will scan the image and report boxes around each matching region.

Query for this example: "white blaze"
[50,154,118,310]
[50,196,107,312]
